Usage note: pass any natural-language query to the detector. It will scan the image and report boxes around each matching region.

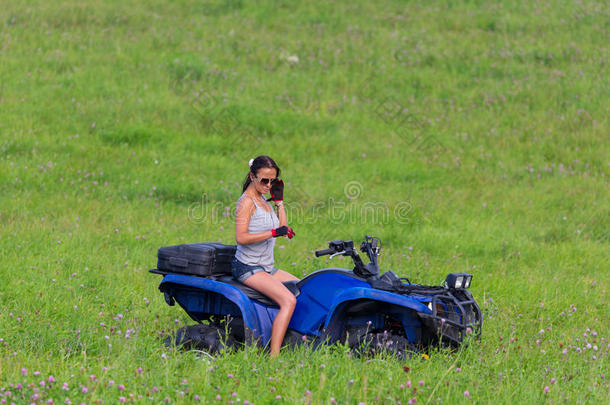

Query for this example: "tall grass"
[0,0,607,403]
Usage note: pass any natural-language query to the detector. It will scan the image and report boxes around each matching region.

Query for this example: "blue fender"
[322,287,433,343]
[159,274,262,338]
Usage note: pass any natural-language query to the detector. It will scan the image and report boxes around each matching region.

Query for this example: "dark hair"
[242,155,281,193]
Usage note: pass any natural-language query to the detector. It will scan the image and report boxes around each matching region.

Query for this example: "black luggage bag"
[157,242,237,277]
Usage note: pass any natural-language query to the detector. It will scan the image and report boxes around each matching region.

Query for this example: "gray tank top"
[234,193,280,272]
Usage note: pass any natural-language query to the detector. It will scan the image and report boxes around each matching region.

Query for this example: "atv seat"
[215,275,300,307]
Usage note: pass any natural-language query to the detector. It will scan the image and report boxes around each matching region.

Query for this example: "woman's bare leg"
[272,269,300,282]
[243,272,297,357]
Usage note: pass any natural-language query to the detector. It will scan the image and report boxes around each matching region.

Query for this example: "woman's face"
[250,167,278,195]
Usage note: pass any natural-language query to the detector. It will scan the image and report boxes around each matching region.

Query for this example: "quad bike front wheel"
[345,328,419,361]
[165,324,237,355]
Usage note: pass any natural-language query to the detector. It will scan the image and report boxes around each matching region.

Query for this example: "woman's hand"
[271,226,295,239]
[268,179,284,202]
[271,226,288,237]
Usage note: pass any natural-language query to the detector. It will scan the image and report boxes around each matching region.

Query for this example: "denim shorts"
[231,258,278,283]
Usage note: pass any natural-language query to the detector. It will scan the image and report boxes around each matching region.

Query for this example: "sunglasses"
[254,175,278,186]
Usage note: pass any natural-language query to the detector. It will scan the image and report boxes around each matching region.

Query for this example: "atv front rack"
[418,289,482,346]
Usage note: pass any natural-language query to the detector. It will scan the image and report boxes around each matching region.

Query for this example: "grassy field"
[0,0,608,403]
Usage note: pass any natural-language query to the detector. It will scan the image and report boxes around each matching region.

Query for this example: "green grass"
[0,0,608,403]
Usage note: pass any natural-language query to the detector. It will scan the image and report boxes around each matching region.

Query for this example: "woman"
[232,155,299,357]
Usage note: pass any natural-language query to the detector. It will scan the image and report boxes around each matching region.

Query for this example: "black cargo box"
[157,243,236,277]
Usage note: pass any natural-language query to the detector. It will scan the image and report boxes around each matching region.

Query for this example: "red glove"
[271,226,288,238]
[271,226,295,239]
[267,179,284,203]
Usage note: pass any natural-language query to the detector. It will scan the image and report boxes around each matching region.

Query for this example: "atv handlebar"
[314,236,381,278]
[315,248,335,257]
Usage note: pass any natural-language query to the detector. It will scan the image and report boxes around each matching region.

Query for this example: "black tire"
[164,324,236,354]
[353,331,418,361]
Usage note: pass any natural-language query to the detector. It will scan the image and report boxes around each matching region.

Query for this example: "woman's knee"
[279,291,297,309]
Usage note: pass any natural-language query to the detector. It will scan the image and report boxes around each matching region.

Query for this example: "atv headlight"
[455,276,464,289]
[445,273,473,289]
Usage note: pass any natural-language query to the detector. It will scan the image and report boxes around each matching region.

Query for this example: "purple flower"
[48,376,55,383]
[118,384,125,391]
[119,397,126,403]
[464,390,470,397]
[136,367,143,374]
[418,380,424,386]
[21,368,27,376]
[216,394,221,400]
[81,386,88,393]
[62,383,69,391]
[544,386,550,393]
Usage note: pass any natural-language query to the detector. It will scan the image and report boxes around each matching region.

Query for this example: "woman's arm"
[275,201,287,227]
[235,197,273,244]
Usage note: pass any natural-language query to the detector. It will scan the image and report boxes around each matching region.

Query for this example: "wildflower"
[81,386,88,393]
[118,384,125,391]
[21,368,27,376]
[544,386,550,393]
[62,383,69,391]
[119,397,126,403]
[418,380,424,386]
[464,390,470,397]
[47,376,55,383]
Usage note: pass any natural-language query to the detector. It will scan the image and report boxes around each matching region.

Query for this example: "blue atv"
[150,235,482,359]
